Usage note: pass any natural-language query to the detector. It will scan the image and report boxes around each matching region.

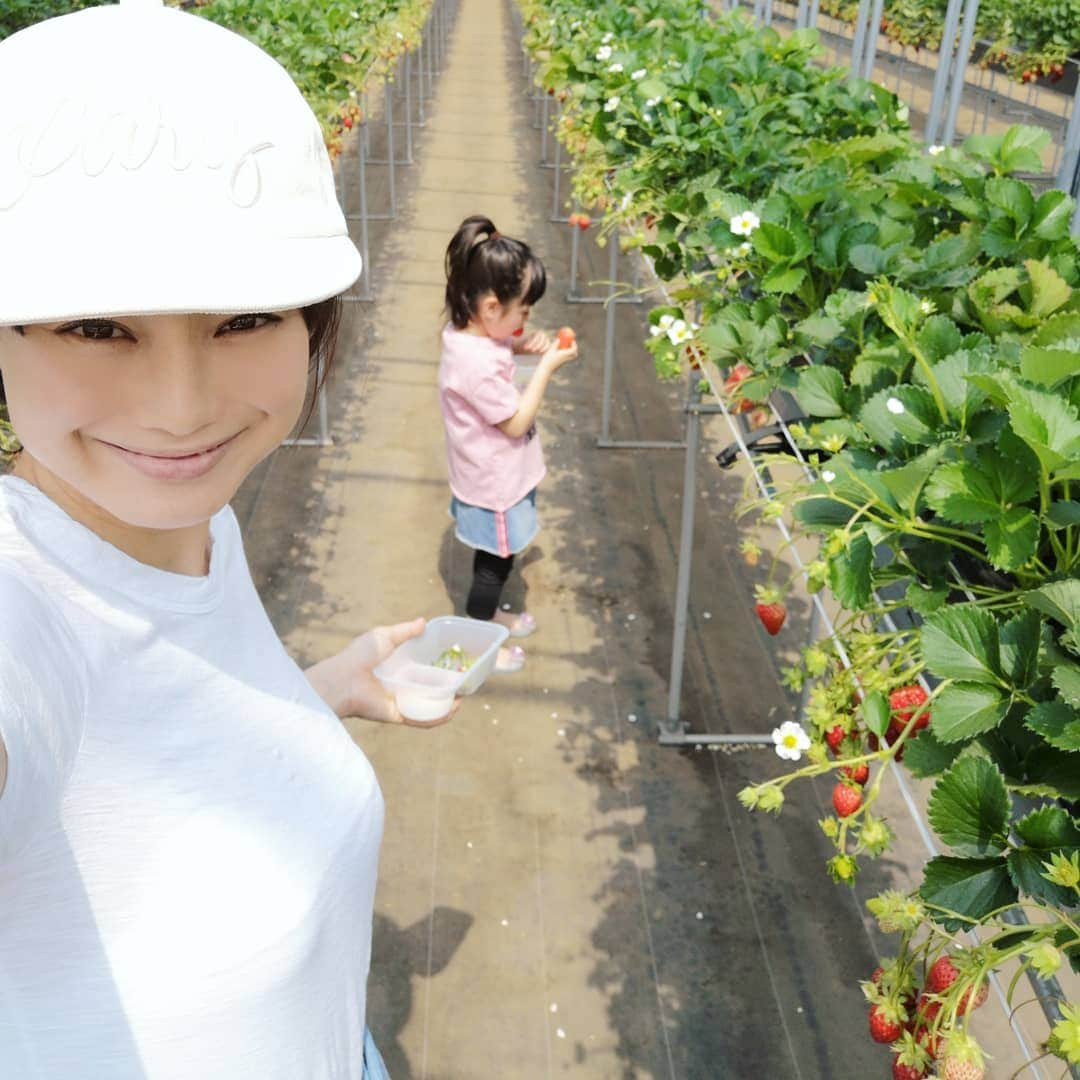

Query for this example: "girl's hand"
[540,337,579,371]
[514,330,551,354]
[305,618,459,728]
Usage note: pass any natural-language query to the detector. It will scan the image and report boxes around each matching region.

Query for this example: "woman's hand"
[514,330,551,355]
[305,618,457,728]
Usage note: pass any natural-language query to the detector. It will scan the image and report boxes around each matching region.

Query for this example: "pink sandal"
[494,644,526,674]
[503,611,537,639]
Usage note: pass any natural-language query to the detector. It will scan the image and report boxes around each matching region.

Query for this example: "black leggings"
[466,550,515,620]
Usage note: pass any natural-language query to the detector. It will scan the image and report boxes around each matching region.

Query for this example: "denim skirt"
[362,1028,390,1079]
[450,488,538,558]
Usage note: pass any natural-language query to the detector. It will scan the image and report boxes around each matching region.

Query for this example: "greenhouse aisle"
[233,1,899,1077]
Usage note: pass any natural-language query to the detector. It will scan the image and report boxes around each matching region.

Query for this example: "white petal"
[886,397,905,414]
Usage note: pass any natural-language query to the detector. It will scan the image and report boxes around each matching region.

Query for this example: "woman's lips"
[103,434,239,481]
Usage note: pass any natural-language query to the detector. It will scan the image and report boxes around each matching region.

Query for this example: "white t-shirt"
[0,476,384,1079]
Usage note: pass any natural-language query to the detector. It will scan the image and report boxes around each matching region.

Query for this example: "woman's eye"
[221,313,277,334]
[66,321,127,341]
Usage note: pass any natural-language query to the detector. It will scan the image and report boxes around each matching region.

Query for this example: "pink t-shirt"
[438,324,546,513]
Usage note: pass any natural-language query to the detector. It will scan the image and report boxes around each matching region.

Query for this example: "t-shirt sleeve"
[0,569,87,863]
[467,373,521,426]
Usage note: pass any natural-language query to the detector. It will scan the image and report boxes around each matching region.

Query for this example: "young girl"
[439,216,578,671]
[0,2,429,1076]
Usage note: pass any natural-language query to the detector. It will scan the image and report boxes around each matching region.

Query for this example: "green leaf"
[932,683,1010,742]
[1052,663,1080,708]
[1020,743,1080,799]
[829,530,873,609]
[905,581,950,615]
[928,757,1010,856]
[1000,610,1042,689]
[1006,383,1080,475]
[879,446,947,516]
[1025,581,1080,629]
[862,690,890,737]
[902,727,964,777]
[1047,501,1080,528]
[860,385,941,451]
[1019,345,1080,387]
[1025,259,1073,320]
[1031,189,1074,240]
[999,125,1052,173]
[915,316,963,364]
[984,506,1039,572]
[985,176,1034,228]
[921,605,1002,684]
[919,855,1017,931]
[1025,699,1080,752]
[760,265,806,294]
[1008,805,1080,905]
[795,366,846,418]
[924,461,1002,523]
[793,313,843,348]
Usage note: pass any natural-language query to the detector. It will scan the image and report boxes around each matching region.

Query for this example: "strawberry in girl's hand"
[832,782,862,817]
[512,328,524,337]
[753,587,785,635]
[556,326,576,349]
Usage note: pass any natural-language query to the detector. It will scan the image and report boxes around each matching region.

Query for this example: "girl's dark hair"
[444,215,546,329]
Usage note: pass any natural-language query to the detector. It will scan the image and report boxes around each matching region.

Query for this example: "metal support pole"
[567,215,582,299]
[598,237,619,444]
[848,0,873,82]
[385,77,396,217]
[942,0,980,146]
[403,51,414,162]
[808,0,821,29]
[356,117,373,301]
[860,0,886,80]
[551,108,568,221]
[662,383,702,734]
[924,0,965,145]
[795,0,810,28]
[540,91,550,165]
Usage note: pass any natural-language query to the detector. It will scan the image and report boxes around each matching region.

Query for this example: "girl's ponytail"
[444,214,546,330]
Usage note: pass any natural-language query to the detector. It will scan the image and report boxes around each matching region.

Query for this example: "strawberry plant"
[521,0,1080,1070]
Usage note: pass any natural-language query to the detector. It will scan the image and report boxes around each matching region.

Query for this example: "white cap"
[0,0,362,324]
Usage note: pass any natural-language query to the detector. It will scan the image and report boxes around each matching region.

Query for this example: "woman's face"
[0,311,311,539]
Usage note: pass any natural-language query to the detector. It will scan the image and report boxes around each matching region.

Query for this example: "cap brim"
[0,234,363,324]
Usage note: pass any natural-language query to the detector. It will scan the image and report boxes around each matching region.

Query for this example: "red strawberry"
[577,214,591,231]
[870,965,884,984]
[825,725,846,754]
[869,1003,904,1043]
[832,782,862,817]
[722,363,752,396]
[889,685,930,729]
[754,602,786,635]
[556,326,576,349]
[842,762,869,785]
[343,116,353,129]
[892,1059,927,1080]
[926,955,959,994]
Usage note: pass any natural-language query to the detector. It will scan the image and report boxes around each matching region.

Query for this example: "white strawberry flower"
[604,96,620,112]
[821,469,836,483]
[350,9,359,16]
[631,68,647,80]
[658,314,676,330]
[396,30,404,39]
[608,62,624,73]
[645,96,660,108]
[928,144,945,156]
[667,320,692,345]
[642,113,652,123]
[596,45,613,61]
[649,324,665,337]
[730,211,760,237]
[737,241,752,256]
[886,397,905,415]
[772,721,811,761]
[896,104,909,122]
[602,31,614,43]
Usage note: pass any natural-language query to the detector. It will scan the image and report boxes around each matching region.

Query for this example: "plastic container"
[374,616,509,723]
